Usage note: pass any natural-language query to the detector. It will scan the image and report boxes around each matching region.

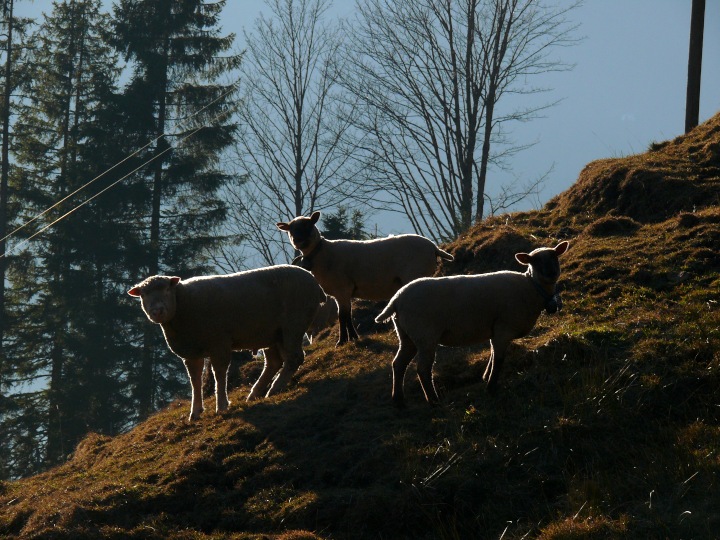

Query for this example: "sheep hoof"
[216,401,230,413]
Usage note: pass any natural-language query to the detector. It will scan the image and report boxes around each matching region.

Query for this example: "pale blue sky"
[14,0,720,230]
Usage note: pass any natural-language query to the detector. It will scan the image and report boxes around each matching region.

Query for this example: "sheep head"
[515,241,569,314]
[276,211,322,255]
[515,241,569,284]
[128,275,181,324]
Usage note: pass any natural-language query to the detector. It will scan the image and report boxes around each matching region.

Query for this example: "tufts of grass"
[3,114,720,539]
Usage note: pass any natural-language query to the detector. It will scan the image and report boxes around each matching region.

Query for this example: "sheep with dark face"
[375,241,569,406]
[128,265,326,420]
[277,211,454,346]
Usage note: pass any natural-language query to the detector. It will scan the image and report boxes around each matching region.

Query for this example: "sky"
[14,0,720,233]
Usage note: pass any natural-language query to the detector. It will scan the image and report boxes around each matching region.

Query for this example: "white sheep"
[277,211,454,345]
[127,265,326,420]
[375,241,569,406]
[306,295,339,343]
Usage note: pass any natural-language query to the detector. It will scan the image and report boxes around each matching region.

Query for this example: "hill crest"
[2,114,720,539]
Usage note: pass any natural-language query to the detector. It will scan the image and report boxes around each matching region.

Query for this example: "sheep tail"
[375,300,396,324]
[436,247,454,261]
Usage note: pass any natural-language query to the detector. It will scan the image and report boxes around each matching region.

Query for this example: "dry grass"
[2,114,720,539]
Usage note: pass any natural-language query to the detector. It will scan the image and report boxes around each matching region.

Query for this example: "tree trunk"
[139,41,169,419]
[685,0,705,133]
[476,87,495,223]
[0,0,15,350]
[45,340,65,464]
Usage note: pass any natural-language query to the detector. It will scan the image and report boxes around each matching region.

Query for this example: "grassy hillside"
[2,114,719,539]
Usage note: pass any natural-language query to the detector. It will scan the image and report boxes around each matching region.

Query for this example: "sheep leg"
[336,299,358,345]
[416,346,440,405]
[183,357,205,421]
[247,346,283,401]
[391,332,417,407]
[209,349,232,413]
[482,347,494,382]
[266,345,304,397]
[486,335,512,394]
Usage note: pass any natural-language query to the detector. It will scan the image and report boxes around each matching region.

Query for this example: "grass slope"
[2,114,720,539]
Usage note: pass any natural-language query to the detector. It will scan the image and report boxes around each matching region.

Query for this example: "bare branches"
[224,0,366,266]
[342,0,579,241]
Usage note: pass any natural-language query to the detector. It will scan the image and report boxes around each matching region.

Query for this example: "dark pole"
[685,0,705,133]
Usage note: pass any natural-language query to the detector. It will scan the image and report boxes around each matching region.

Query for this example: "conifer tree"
[6,0,138,473]
[112,0,240,417]
[0,0,32,358]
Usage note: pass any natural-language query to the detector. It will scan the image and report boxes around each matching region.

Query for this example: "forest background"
[0,0,717,480]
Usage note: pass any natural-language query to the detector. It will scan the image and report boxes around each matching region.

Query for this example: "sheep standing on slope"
[277,211,454,345]
[128,265,326,420]
[375,241,570,406]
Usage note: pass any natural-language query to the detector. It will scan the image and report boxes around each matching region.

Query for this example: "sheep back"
[387,272,546,347]
[161,265,325,359]
[310,234,445,301]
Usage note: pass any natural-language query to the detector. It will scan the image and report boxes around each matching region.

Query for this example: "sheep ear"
[515,253,531,266]
[277,222,290,231]
[310,211,320,224]
[169,276,181,286]
[127,286,142,297]
[554,241,570,256]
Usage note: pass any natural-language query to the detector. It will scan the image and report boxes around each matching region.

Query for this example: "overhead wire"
[0,82,238,259]
[4,124,207,259]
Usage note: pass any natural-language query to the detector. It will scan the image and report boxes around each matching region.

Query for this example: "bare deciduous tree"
[343,0,579,241]
[226,0,363,267]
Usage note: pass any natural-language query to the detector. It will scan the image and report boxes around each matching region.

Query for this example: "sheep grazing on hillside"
[306,295,339,343]
[277,211,454,346]
[128,265,326,420]
[375,241,570,407]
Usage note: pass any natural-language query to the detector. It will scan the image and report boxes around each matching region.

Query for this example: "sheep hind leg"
[183,357,205,421]
[266,344,304,397]
[209,349,232,413]
[486,335,512,394]
[416,346,440,405]
[482,347,495,382]
[391,332,417,408]
[247,346,282,401]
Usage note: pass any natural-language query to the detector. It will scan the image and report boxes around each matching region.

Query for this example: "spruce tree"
[7,0,138,473]
[112,0,240,417]
[0,0,32,362]
[0,3,33,477]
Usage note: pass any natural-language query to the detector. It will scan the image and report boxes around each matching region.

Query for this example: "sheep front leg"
[335,296,358,346]
[247,345,283,401]
[183,357,205,421]
[209,349,232,413]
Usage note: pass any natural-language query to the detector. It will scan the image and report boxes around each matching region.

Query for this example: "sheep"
[277,211,454,345]
[375,241,569,407]
[127,265,326,420]
[306,295,339,343]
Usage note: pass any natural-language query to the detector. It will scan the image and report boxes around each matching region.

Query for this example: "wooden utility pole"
[685,0,705,133]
